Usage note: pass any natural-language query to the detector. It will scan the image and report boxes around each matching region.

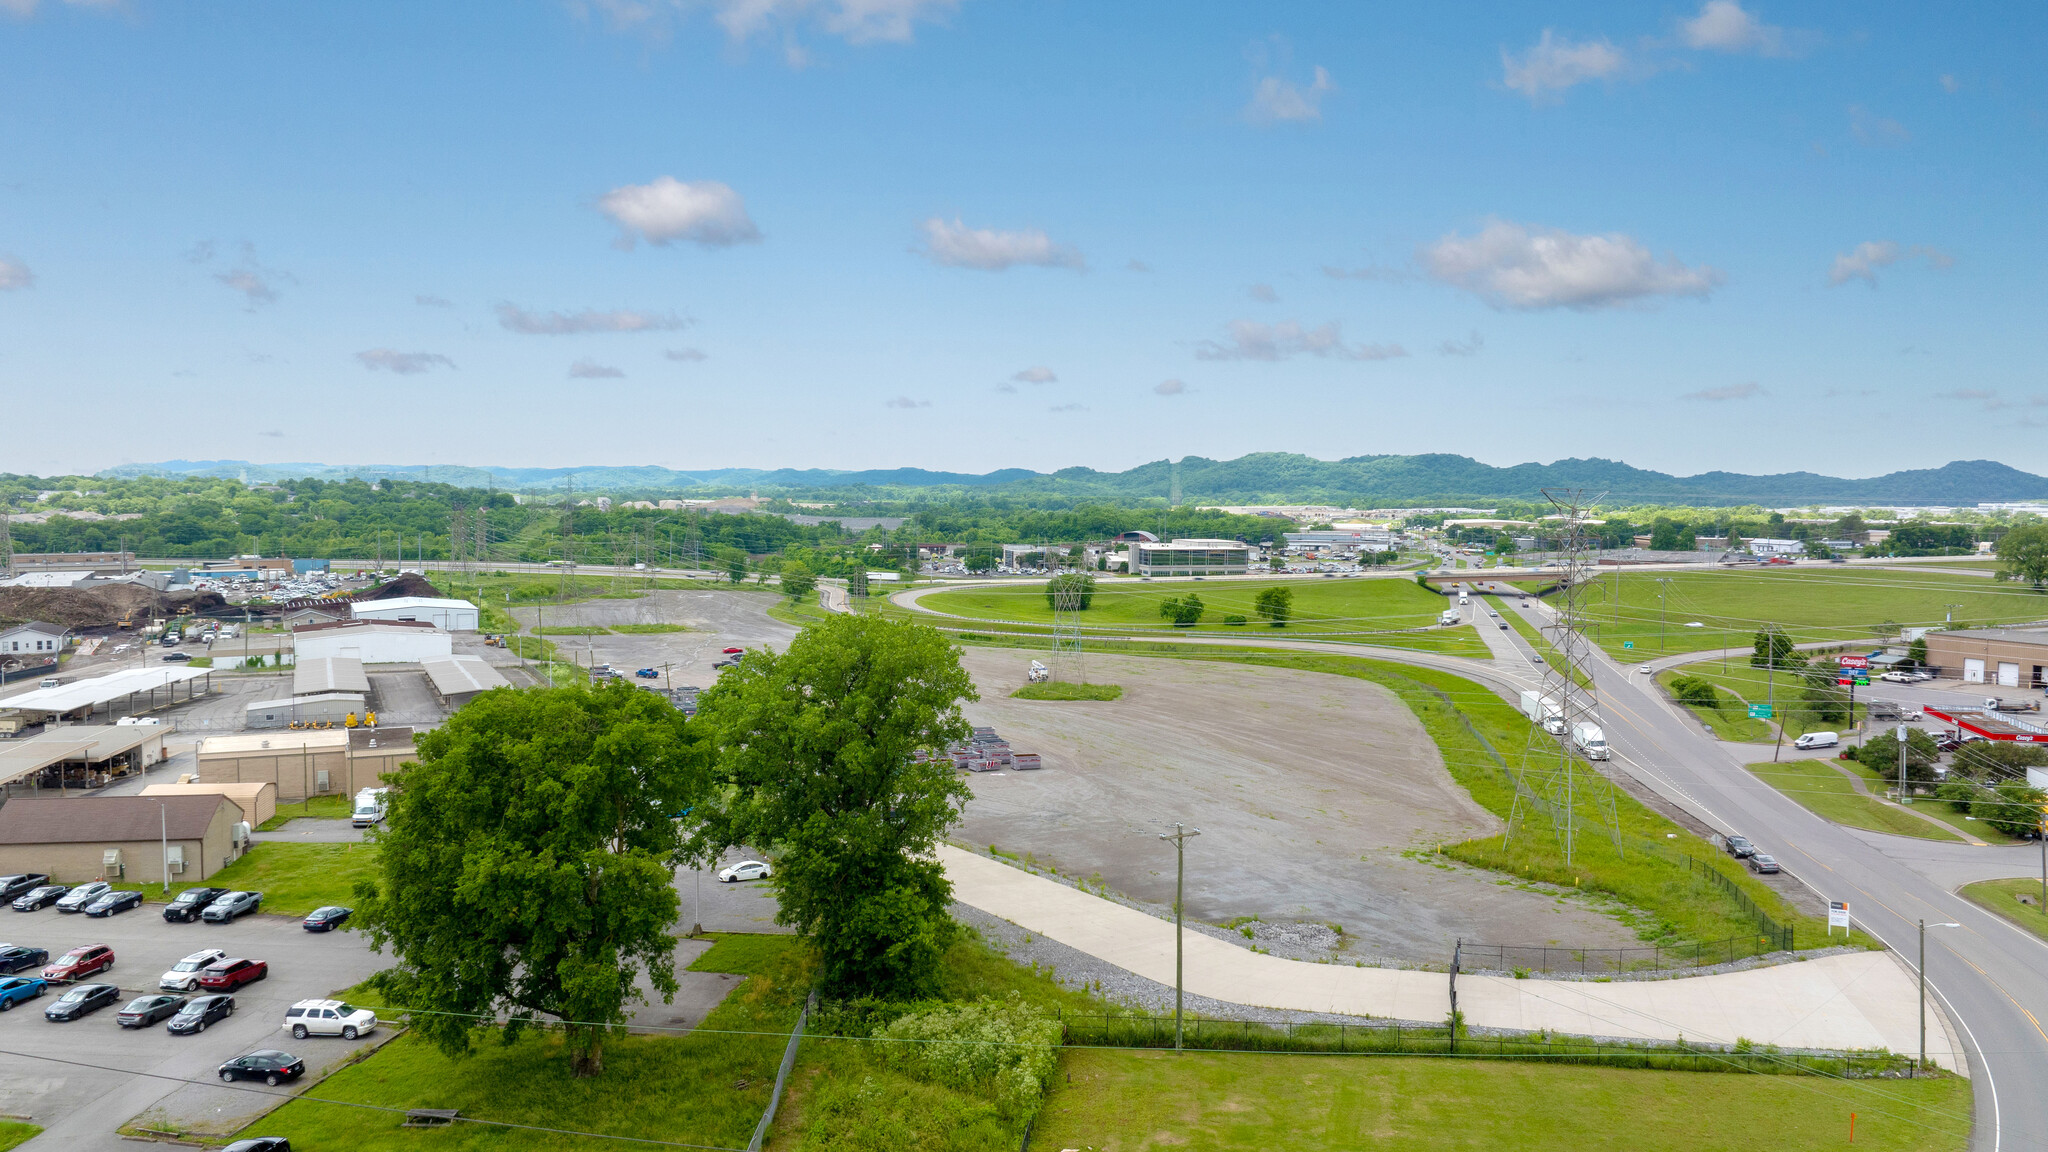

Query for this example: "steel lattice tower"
[1051,577,1086,683]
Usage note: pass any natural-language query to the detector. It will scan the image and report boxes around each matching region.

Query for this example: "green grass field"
[1960,878,2048,940]
[1031,1049,1968,1152]
[1658,662,1868,742]
[1011,681,1124,701]
[256,793,353,830]
[114,842,380,916]
[916,577,1490,657]
[609,622,690,634]
[1574,568,2048,662]
[1745,761,1963,842]
[0,1121,38,1151]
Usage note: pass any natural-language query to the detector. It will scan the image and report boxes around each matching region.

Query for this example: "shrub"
[1223,614,1247,626]
[1669,675,1720,710]
[1253,586,1293,627]
[1042,573,1096,611]
[1935,781,1977,811]
[1157,594,1204,627]
[877,995,1061,1121]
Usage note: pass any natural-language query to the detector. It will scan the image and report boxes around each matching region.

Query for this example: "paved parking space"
[0,904,384,1149]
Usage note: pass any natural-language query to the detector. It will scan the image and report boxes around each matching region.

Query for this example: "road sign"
[1623,641,1634,649]
[1748,704,1773,719]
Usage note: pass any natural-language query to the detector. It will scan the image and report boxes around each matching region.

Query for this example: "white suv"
[283,998,378,1040]
[160,948,229,991]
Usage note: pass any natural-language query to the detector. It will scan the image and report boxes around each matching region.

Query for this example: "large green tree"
[694,616,975,998]
[1995,524,2048,589]
[1751,625,1794,670]
[1253,586,1293,626]
[1043,572,1095,611]
[354,684,704,1076]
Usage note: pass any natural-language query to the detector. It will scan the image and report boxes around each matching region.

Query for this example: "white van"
[1793,731,1839,750]
[351,787,390,828]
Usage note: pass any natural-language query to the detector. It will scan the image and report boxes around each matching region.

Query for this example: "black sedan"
[0,945,49,974]
[201,891,263,923]
[85,889,145,918]
[163,651,192,662]
[44,982,121,1021]
[117,993,187,1028]
[0,875,49,902]
[166,993,235,1035]
[218,1050,305,1086]
[301,906,351,933]
[224,1138,292,1152]
[11,884,68,912]
[1723,835,1756,858]
[163,887,228,923]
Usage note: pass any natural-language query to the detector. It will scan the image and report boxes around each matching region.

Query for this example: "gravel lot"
[508,589,797,689]
[949,648,1641,963]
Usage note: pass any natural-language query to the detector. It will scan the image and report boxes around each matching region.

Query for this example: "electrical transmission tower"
[450,507,468,577]
[472,506,488,573]
[1050,573,1086,683]
[0,501,12,578]
[1505,488,1623,866]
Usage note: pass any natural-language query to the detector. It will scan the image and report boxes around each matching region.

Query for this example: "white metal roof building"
[292,620,452,664]
[294,655,371,697]
[0,725,168,791]
[245,692,368,729]
[0,666,213,721]
[1132,538,1253,576]
[420,655,512,707]
[349,596,479,632]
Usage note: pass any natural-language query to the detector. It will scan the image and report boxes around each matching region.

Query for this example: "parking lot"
[0,901,384,1149]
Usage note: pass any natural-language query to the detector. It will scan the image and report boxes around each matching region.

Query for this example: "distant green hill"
[98,454,2048,508]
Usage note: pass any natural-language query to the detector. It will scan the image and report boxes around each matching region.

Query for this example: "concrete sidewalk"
[940,845,1962,1071]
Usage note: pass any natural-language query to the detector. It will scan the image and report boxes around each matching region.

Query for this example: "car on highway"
[84,889,145,918]
[163,887,229,923]
[167,993,235,1034]
[42,944,114,982]
[1793,731,1840,750]
[11,883,68,912]
[117,993,187,1028]
[302,906,351,933]
[0,874,49,902]
[54,881,113,913]
[1748,853,1781,874]
[197,957,269,991]
[718,860,771,883]
[0,944,49,974]
[635,667,659,678]
[160,948,229,991]
[201,890,263,923]
[223,1139,292,1152]
[1722,835,1757,858]
[1880,671,1919,683]
[1499,622,1509,629]
[0,975,46,1010]
[284,998,378,1040]
[164,651,193,662]
[44,981,120,1020]
[217,1050,305,1086]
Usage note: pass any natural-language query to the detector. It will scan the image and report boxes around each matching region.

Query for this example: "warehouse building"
[294,655,371,698]
[0,665,213,725]
[138,781,277,829]
[292,619,451,664]
[0,794,245,883]
[1132,538,1253,577]
[195,726,416,802]
[1924,628,2048,688]
[420,655,511,708]
[0,620,71,657]
[0,724,170,795]
[244,692,367,729]
[350,596,479,631]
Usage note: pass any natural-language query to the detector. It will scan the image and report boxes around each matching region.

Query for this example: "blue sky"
[1,1,2042,479]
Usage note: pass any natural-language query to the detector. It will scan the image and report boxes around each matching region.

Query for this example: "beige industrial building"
[1925,628,2048,689]
[0,794,245,883]
[195,727,416,801]
[138,781,277,828]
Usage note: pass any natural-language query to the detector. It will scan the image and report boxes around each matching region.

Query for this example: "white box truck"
[1570,721,1609,760]
[1519,689,1567,735]
[352,787,390,828]
[1439,608,1461,626]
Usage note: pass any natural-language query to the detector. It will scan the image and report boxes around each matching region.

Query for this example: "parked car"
[301,906,351,933]
[85,889,145,918]
[11,884,68,912]
[0,975,45,1010]
[164,651,193,662]
[1723,835,1757,858]
[718,860,771,883]
[160,948,230,992]
[167,993,235,1035]
[0,944,49,974]
[1794,731,1840,750]
[44,981,120,1020]
[54,881,112,913]
[224,1137,291,1152]
[163,887,229,923]
[201,891,263,923]
[0,874,49,902]
[1880,671,1918,683]
[721,646,745,655]
[217,1050,305,1086]
[283,998,378,1040]
[197,957,269,991]
[635,668,659,678]
[42,944,114,982]
[1748,853,1781,874]
[117,993,187,1028]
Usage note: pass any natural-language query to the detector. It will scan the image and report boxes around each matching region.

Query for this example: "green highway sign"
[1623,641,1634,649]
[1748,704,1773,719]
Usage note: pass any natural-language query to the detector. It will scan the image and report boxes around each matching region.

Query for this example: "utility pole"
[1157,824,1200,1050]
[160,802,169,896]
[1898,723,1910,805]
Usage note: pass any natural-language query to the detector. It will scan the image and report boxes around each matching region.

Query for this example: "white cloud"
[1437,331,1484,356]
[1939,74,1960,94]
[918,217,1084,271]
[598,177,760,249]
[1247,283,1278,303]
[496,303,688,334]
[1421,219,1722,310]
[0,257,33,290]
[665,347,708,361]
[1244,66,1333,124]
[206,243,291,309]
[414,294,454,308]
[1011,366,1056,384]
[356,349,457,374]
[1680,1,1787,55]
[1194,320,1406,362]
[1681,382,1762,401]
[2,0,120,18]
[715,0,958,47]
[569,359,626,379]
[884,395,931,409]
[1849,105,1910,146]
[1501,30,1624,102]
[1827,241,1952,286]
[1047,403,1087,413]
[1126,259,1152,273]
[1153,379,1187,396]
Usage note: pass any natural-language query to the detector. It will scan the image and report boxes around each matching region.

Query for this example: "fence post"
[747,988,815,1152]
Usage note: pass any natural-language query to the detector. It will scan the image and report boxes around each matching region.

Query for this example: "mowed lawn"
[1032,1049,1968,1152]
[1745,761,1963,842]
[113,842,380,917]
[1574,568,2047,661]
[918,577,1462,643]
[1961,878,2048,940]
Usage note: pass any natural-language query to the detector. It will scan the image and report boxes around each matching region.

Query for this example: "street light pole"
[1158,824,1200,1051]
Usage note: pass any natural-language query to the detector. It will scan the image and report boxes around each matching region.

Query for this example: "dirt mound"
[360,573,445,600]
[0,587,132,629]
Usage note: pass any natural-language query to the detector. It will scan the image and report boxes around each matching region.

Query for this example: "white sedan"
[718,860,771,883]
[160,948,230,992]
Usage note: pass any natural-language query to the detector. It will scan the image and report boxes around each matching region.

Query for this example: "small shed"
[138,781,277,829]
[245,692,367,730]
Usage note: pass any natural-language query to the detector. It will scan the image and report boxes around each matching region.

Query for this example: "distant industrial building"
[350,596,479,631]
[244,692,367,729]
[1285,529,1396,552]
[0,794,246,883]
[5,551,136,572]
[1924,628,2048,688]
[282,603,350,628]
[0,571,104,590]
[1,666,213,725]
[0,621,71,658]
[1746,538,1807,557]
[195,726,415,802]
[292,619,452,664]
[0,724,169,793]
[1131,539,1253,577]
[420,655,511,708]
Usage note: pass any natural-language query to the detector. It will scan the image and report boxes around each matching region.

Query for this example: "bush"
[1670,675,1720,710]
[1223,614,1247,626]
[1253,586,1293,627]
[1935,781,1977,811]
[1042,573,1096,611]
[1157,594,1204,627]
[878,995,1061,1121]
[1972,781,2048,838]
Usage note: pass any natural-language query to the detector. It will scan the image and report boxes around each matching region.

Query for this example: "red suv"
[42,944,114,983]
[197,957,269,991]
